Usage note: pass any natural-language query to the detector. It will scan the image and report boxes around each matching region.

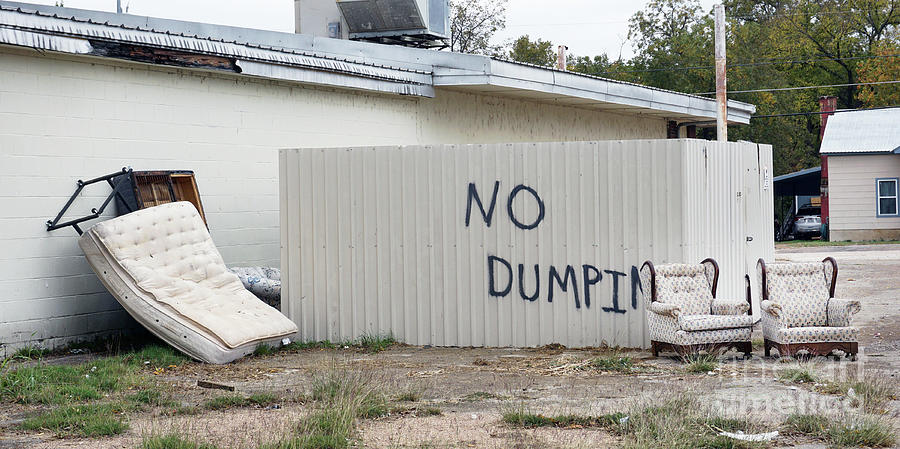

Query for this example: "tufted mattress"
[79,202,297,364]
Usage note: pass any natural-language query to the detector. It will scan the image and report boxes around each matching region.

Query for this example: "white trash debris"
[719,430,779,442]
[281,337,291,346]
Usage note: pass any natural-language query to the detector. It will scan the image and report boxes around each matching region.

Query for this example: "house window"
[877,178,899,216]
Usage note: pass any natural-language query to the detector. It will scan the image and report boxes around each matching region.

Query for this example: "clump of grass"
[827,415,896,447]
[396,386,424,402]
[204,394,249,410]
[265,368,386,449]
[282,340,340,351]
[141,434,221,449]
[253,345,277,356]
[355,334,396,353]
[610,393,764,449]
[11,346,51,360]
[502,411,555,428]
[502,410,627,429]
[249,392,277,406]
[462,391,505,401]
[783,413,895,447]
[682,353,719,373]
[129,388,163,405]
[783,413,830,436]
[588,355,635,372]
[124,345,189,369]
[0,357,143,404]
[819,373,896,412]
[22,402,128,437]
[417,407,442,416]
[778,365,817,384]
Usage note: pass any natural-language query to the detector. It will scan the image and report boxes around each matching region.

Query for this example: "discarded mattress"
[79,202,298,364]
[228,266,281,308]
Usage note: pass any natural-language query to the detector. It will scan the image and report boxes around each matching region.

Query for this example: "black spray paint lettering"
[466,182,545,230]
[582,265,602,309]
[548,265,580,308]
[487,255,512,297]
[466,181,500,227]
[486,255,641,312]
[602,270,628,314]
[518,264,540,302]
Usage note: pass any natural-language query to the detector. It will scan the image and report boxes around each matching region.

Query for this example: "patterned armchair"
[640,259,755,357]
[758,257,860,359]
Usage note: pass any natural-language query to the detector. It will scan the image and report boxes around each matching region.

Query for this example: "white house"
[0,1,756,353]
[820,108,900,241]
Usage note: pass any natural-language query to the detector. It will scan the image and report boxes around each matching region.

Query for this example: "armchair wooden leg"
[737,341,752,359]
[763,339,772,357]
[651,341,659,357]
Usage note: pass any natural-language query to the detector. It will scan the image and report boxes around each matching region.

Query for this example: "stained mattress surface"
[82,202,297,349]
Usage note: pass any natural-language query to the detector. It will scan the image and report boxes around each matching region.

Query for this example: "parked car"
[792,205,822,239]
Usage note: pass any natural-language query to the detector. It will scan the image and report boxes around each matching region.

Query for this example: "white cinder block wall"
[0,47,666,353]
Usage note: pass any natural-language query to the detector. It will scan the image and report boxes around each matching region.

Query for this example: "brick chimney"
[557,45,567,71]
[818,95,837,238]
[819,96,837,139]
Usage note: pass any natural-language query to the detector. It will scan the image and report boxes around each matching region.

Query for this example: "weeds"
[588,355,634,372]
[462,391,505,401]
[827,415,896,447]
[11,346,51,360]
[784,413,896,447]
[203,393,276,410]
[819,372,896,412]
[355,334,396,353]
[783,413,830,436]
[22,402,128,437]
[778,365,817,384]
[503,410,628,429]
[253,345,277,356]
[396,386,424,402]
[141,433,220,449]
[682,353,719,374]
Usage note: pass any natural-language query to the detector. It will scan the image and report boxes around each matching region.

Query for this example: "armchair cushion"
[711,298,750,315]
[649,302,681,318]
[826,299,861,327]
[671,327,752,346]
[775,326,859,344]
[653,264,714,316]
[765,263,829,327]
[678,314,756,332]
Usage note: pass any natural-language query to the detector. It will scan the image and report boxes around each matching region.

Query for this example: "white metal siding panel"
[281,140,774,348]
[0,47,669,353]
[829,155,900,230]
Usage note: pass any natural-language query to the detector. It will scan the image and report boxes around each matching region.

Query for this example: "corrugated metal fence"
[280,140,774,348]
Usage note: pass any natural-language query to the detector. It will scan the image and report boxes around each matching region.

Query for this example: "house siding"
[828,154,900,241]
[0,46,666,353]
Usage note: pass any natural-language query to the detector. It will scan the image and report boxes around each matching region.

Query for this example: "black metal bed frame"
[46,167,135,235]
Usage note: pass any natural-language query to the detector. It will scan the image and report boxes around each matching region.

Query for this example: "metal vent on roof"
[336,0,449,48]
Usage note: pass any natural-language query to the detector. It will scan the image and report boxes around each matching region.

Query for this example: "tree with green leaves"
[507,35,555,66]
[449,0,508,54]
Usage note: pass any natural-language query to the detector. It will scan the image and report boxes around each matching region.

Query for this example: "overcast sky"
[25,0,717,59]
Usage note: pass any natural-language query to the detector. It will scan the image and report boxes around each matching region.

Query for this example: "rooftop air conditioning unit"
[336,0,449,48]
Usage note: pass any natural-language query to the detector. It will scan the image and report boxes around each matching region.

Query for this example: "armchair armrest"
[760,300,781,318]
[711,298,750,315]
[827,298,861,327]
[648,302,681,318]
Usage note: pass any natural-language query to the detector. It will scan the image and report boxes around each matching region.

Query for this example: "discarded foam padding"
[79,202,297,364]
[228,266,281,308]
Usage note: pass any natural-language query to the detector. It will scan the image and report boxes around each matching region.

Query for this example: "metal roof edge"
[0,0,756,123]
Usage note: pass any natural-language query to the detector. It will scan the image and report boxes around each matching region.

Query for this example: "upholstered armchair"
[640,259,755,357]
[758,257,860,359]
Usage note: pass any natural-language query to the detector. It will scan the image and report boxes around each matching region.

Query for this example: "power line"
[694,80,900,95]
[751,105,900,119]
[596,53,900,75]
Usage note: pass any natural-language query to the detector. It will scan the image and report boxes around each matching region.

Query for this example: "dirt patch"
[3,245,899,448]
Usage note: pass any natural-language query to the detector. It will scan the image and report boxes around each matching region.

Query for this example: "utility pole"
[116,0,122,14]
[714,4,727,141]
[556,45,567,71]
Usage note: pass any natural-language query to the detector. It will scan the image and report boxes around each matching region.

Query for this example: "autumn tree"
[856,40,900,106]
[449,0,508,54]
[507,35,555,66]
